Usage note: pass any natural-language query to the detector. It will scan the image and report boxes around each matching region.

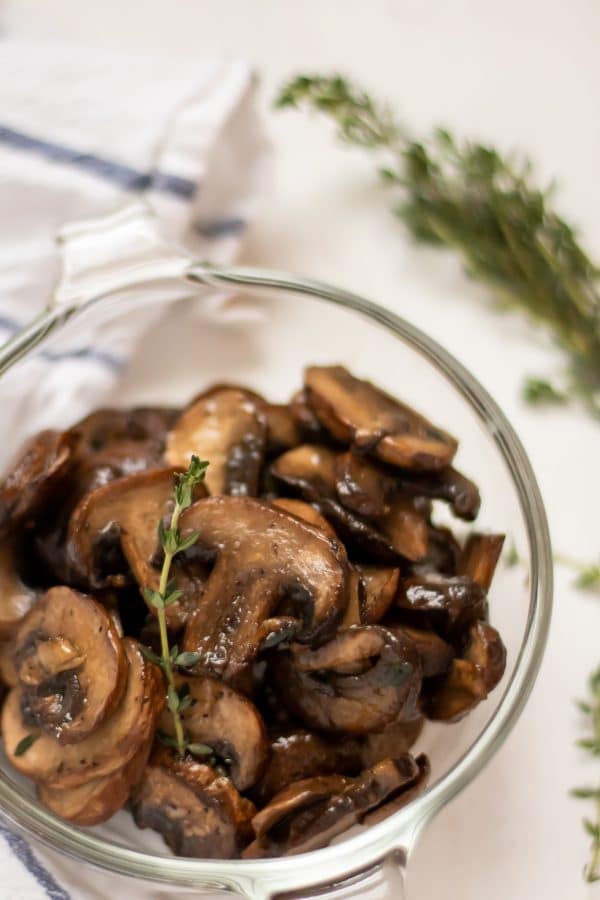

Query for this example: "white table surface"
[4,2,600,898]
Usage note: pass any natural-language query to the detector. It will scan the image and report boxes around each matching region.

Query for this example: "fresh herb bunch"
[141,455,210,758]
[572,668,600,882]
[276,75,600,416]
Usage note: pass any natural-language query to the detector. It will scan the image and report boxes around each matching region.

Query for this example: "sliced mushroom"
[271,498,337,539]
[290,389,328,440]
[158,676,269,790]
[377,496,429,562]
[411,526,461,577]
[388,625,454,678]
[394,466,481,521]
[0,641,18,687]
[0,430,77,536]
[3,638,163,788]
[14,587,126,744]
[262,404,302,454]
[181,497,349,682]
[244,755,422,858]
[69,406,178,455]
[395,573,486,638]
[37,739,150,826]
[0,543,38,639]
[251,729,362,806]
[166,387,267,497]
[343,565,400,626]
[358,719,424,771]
[131,746,255,859]
[458,533,505,591]
[334,452,392,518]
[305,366,457,471]
[422,621,506,721]
[362,753,430,827]
[272,626,421,735]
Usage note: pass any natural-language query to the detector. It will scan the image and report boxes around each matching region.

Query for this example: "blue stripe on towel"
[0,124,197,199]
[0,822,71,900]
[0,313,123,370]
[194,216,246,238]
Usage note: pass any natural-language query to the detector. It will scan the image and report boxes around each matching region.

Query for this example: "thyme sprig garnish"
[141,455,208,757]
[276,74,600,416]
[572,668,600,882]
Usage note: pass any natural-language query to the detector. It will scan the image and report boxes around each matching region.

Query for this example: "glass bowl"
[0,207,552,899]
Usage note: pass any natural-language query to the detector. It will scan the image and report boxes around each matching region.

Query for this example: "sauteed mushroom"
[290,389,328,440]
[390,624,454,678]
[305,366,457,471]
[69,406,178,454]
[181,497,349,681]
[458,533,505,591]
[395,466,481,521]
[244,755,422,858]
[273,626,421,735]
[395,573,486,637]
[158,676,269,790]
[358,718,424,768]
[334,451,392,518]
[14,587,126,743]
[343,565,400,626]
[271,498,337,539]
[0,543,37,639]
[362,753,430,827]
[132,746,255,858]
[166,387,267,497]
[3,638,163,787]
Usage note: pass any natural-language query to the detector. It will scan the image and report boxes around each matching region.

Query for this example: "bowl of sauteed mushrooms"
[0,210,551,898]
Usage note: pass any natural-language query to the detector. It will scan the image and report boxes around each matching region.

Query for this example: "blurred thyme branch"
[276,75,600,417]
[572,668,600,882]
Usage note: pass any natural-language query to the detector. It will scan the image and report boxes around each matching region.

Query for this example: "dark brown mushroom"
[166,387,267,497]
[0,430,77,536]
[362,753,430,827]
[458,533,505,591]
[394,466,481,521]
[358,718,424,769]
[3,638,163,787]
[290,389,329,441]
[158,676,269,790]
[0,543,38,639]
[334,452,392,518]
[395,573,486,638]
[422,620,506,721]
[262,404,302,454]
[388,625,454,678]
[343,565,400,626]
[305,366,457,471]
[131,746,255,858]
[180,496,349,682]
[69,406,178,455]
[411,526,462,577]
[14,587,127,744]
[272,626,421,735]
[244,754,422,857]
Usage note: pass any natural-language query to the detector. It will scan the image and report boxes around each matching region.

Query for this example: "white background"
[3,2,600,898]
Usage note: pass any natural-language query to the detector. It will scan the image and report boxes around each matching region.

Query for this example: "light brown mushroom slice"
[356,564,400,624]
[0,641,18,687]
[0,543,37,639]
[14,587,127,744]
[131,746,255,859]
[181,497,349,682]
[159,676,269,791]
[0,430,77,536]
[166,387,267,497]
[341,567,364,626]
[334,452,392,518]
[458,533,505,591]
[262,404,302,453]
[37,740,150,826]
[423,621,506,721]
[272,626,421,735]
[271,498,337,539]
[305,366,457,471]
[244,755,422,858]
[389,624,454,678]
[378,496,429,562]
[3,638,164,788]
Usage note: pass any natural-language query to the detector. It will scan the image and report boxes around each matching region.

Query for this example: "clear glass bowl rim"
[0,262,553,898]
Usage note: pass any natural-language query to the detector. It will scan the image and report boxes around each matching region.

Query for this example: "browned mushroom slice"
[358,718,424,769]
[423,621,506,721]
[158,676,269,791]
[14,587,126,744]
[271,498,337,539]
[272,626,421,735]
[271,444,338,502]
[394,466,481,521]
[395,573,486,637]
[181,497,349,682]
[244,755,422,858]
[362,753,430,827]
[166,387,267,497]
[0,430,77,536]
[37,740,150,826]
[411,526,461,576]
[389,625,454,678]
[251,729,362,806]
[262,404,302,454]
[3,638,163,788]
[458,533,505,591]
[334,452,392,518]
[0,641,18,687]
[69,406,178,454]
[356,565,400,624]
[305,366,457,471]
[0,543,37,639]
[131,746,255,859]
[290,389,328,440]
[377,496,429,562]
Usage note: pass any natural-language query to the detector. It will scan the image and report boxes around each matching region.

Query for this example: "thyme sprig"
[572,668,600,882]
[141,455,208,757]
[276,74,600,416]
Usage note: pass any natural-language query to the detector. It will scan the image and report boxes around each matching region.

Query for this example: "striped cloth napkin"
[0,34,270,900]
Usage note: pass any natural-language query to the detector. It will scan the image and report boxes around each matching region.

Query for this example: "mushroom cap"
[181,496,349,681]
[14,587,127,744]
[159,676,269,791]
[395,573,487,637]
[0,543,38,640]
[69,406,178,457]
[3,638,164,787]
[305,366,457,471]
[272,626,422,735]
[166,387,267,497]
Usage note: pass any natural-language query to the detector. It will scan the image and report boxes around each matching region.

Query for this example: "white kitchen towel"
[0,34,270,900]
